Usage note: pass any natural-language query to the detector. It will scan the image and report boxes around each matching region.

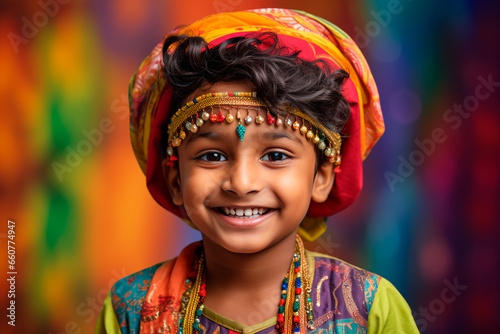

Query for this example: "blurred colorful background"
[1,0,498,333]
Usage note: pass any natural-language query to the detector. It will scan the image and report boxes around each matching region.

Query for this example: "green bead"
[282,294,287,299]
[293,301,299,312]
[307,298,312,303]
[278,305,285,313]
[196,309,202,316]
[236,124,246,141]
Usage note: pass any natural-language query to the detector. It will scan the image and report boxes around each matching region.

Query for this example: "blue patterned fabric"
[111,262,165,334]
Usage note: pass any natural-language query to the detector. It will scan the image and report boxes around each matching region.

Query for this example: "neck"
[202,231,298,300]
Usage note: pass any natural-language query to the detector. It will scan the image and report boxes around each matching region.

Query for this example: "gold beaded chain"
[183,251,204,334]
[297,236,315,331]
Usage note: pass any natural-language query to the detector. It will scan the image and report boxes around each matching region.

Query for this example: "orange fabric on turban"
[129,8,384,241]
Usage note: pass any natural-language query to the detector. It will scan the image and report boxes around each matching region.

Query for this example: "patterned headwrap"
[129,8,384,241]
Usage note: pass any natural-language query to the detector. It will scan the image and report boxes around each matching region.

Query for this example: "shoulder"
[112,261,166,300]
[366,278,420,333]
[109,261,170,333]
[306,250,381,314]
[305,250,418,333]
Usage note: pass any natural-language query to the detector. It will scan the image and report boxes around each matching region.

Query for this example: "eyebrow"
[184,131,225,145]
[261,131,303,145]
[184,130,303,145]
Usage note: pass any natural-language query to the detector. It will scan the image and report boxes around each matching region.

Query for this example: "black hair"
[158,31,351,166]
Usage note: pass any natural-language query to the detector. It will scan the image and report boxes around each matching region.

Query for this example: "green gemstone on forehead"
[236,124,246,141]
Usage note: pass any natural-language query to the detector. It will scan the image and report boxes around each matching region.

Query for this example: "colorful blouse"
[95,244,418,334]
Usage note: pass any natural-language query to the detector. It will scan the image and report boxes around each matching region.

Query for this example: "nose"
[221,158,263,196]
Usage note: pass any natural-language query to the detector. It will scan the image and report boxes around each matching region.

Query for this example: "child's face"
[165,82,335,254]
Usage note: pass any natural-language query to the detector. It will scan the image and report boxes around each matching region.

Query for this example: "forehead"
[179,81,310,149]
[183,106,306,148]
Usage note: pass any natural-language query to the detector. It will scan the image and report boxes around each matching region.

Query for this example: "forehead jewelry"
[166,92,342,170]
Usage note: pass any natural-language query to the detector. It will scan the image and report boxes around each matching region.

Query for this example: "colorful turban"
[129,8,384,241]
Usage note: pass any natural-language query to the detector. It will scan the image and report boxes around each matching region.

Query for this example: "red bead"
[294,267,300,273]
[217,112,226,122]
[277,314,284,322]
[200,284,206,290]
[199,290,206,297]
[279,299,285,305]
[228,92,234,97]
[267,114,275,124]
[210,113,217,122]
[293,316,300,323]
[296,288,302,295]
[334,166,341,173]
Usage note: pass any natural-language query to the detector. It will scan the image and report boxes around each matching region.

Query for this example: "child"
[96,8,418,334]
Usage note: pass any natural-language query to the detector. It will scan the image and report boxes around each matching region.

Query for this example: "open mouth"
[217,207,272,218]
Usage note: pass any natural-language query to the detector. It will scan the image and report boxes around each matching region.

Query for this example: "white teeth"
[221,207,269,217]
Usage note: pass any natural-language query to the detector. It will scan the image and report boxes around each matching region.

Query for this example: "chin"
[220,230,299,255]
[213,233,276,255]
[221,240,269,254]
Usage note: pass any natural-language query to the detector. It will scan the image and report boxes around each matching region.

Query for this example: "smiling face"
[164,82,335,254]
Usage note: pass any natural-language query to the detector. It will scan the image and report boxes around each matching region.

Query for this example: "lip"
[214,208,277,227]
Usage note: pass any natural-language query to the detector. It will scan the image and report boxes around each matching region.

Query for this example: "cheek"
[271,163,316,205]
[180,168,219,211]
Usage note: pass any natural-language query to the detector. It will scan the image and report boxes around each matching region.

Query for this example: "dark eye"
[261,152,291,161]
[197,152,227,162]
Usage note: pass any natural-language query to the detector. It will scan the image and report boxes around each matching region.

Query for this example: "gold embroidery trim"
[315,276,329,307]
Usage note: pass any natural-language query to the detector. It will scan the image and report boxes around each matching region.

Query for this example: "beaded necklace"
[179,235,314,334]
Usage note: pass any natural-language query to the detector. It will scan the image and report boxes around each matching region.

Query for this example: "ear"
[161,158,184,206]
[311,162,336,203]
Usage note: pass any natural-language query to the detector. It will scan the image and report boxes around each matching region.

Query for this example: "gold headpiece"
[166,92,342,171]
